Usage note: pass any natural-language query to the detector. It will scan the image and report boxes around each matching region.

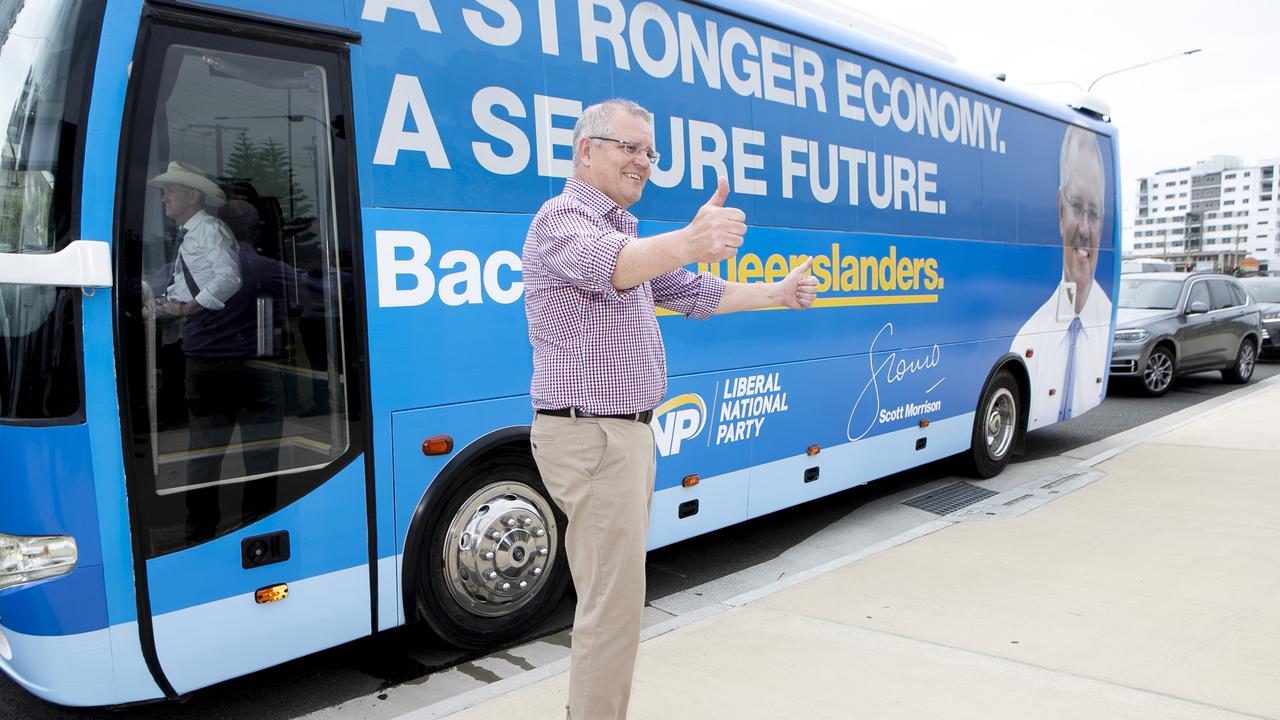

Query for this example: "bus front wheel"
[967,370,1020,479]
[414,452,570,649]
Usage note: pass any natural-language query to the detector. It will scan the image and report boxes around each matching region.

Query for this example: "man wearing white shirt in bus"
[1012,125,1112,430]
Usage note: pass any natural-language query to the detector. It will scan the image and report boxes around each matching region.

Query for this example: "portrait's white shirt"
[1010,280,1112,430]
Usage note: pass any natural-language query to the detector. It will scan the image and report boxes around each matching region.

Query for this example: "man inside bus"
[1010,125,1113,430]
[523,98,819,720]
[147,161,257,539]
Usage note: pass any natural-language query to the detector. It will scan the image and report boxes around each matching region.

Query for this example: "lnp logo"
[650,393,707,457]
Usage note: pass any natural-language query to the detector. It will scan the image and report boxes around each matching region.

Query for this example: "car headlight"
[0,532,78,590]
[1114,329,1150,343]
[1263,311,1280,321]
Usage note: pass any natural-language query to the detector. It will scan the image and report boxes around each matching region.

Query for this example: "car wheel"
[966,370,1019,479]
[414,452,570,649]
[1140,346,1175,397]
[1221,339,1257,384]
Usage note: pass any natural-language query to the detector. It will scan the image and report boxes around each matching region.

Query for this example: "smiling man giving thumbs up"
[522,98,818,720]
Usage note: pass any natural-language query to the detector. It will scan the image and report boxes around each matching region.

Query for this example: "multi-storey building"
[1128,155,1280,272]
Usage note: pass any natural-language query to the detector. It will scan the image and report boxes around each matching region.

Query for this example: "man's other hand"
[777,256,818,310]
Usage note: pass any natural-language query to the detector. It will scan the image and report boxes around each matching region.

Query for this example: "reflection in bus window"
[133,45,350,550]
[0,0,85,421]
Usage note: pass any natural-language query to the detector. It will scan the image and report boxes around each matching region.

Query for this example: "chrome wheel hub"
[1239,343,1255,378]
[983,387,1015,460]
[443,482,558,618]
[1145,352,1173,392]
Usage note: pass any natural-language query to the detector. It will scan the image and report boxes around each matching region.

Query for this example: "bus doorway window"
[124,44,352,553]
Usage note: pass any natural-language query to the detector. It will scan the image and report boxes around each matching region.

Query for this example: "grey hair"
[1059,125,1105,193]
[573,99,653,166]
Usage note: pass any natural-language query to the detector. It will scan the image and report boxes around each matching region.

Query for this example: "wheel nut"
[532,567,542,576]
[534,529,546,537]
[501,582,511,591]
[490,530,501,539]
[521,516,533,526]
[486,570,498,580]
[483,551,495,560]
[505,518,516,527]
[519,580,528,589]
[537,547,548,557]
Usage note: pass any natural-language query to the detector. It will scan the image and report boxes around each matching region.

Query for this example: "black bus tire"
[967,370,1020,479]
[413,452,570,649]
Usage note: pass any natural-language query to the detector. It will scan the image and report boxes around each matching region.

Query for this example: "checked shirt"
[523,178,725,415]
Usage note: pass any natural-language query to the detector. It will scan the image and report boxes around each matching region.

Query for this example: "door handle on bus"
[0,240,113,288]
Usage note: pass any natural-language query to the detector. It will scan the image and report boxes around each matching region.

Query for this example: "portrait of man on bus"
[1011,125,1112,429]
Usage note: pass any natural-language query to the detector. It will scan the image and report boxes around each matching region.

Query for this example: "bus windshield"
[0,0,88,420]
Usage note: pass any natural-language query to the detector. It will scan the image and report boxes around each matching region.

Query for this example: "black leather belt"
[537,407,654,424]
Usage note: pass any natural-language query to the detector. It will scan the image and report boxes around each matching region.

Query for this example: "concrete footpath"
[417,377,1280,720]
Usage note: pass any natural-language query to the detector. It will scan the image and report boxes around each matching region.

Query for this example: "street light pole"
[1024,49,1202,92]
[1087,49,1201,92]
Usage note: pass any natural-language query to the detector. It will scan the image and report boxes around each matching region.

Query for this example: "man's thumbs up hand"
[705,176,729,208]
[687,177,746,263]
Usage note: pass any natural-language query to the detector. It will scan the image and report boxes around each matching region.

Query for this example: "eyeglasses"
[590,136,661,165]
[1063,192,1101,227]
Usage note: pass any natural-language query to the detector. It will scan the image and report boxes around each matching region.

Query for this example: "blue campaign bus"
[0,0,1120,706]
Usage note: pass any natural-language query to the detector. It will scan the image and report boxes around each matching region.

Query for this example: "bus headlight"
[1114,329,1149,343]
[0,533,78,590]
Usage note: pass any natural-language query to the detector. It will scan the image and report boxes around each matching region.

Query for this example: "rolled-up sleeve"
[530,206,634,302]
[652,268,725,319]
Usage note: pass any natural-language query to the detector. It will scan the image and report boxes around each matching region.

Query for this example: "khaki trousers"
[530,412,656,720]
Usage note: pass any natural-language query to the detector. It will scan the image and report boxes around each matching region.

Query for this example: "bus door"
[114,7,370,694]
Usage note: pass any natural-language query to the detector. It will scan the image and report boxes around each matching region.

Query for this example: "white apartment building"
[1129,155,1280,272]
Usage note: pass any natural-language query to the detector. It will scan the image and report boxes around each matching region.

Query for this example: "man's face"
[1059,152,1104,313]
[160,184,202,224]
[577,111,654,209]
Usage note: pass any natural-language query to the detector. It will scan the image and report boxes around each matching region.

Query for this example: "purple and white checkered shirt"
[524,178,726,414]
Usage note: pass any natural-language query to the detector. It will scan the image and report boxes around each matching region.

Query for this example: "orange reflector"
[918,419,929,428]
[422,435,454,456]
[255,584,288,604]
[682,474,700,488]
[1025,349,1034,358]
[806,445,821,456]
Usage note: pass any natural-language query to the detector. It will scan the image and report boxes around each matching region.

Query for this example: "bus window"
[120,38,355,553]
[0,0,86,421]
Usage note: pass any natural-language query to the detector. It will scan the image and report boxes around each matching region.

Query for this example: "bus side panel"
[144,459,370,694]
[388,397,537,616]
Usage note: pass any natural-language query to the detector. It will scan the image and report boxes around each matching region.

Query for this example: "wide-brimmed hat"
[147,161,226,207]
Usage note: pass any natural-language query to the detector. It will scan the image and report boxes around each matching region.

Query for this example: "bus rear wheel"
[414,453,570,649]
[967,370,1020,479]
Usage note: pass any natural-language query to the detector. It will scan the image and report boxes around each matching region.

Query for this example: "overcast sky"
[830,0,1280,229]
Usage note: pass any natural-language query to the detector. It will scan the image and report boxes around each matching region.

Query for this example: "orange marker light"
[807,445,821,456]
[918,419,929,428]
[255,584,288,604]
[422,435,454,456]
[682,474,700,488]
[1025,349,1034,358]
[1048,388,1057,396]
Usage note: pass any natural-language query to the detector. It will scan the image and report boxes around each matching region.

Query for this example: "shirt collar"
[181,209,212,232]
[563,177,632,222]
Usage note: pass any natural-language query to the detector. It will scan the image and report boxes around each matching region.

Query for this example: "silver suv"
[1110,272,1262,396]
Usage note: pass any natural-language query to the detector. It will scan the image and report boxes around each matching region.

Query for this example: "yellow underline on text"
[655,294,939,316]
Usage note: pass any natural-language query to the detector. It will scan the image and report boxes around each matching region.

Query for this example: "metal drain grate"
[903,482,998,515]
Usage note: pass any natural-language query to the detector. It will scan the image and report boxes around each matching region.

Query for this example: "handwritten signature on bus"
[847,322,943,441]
